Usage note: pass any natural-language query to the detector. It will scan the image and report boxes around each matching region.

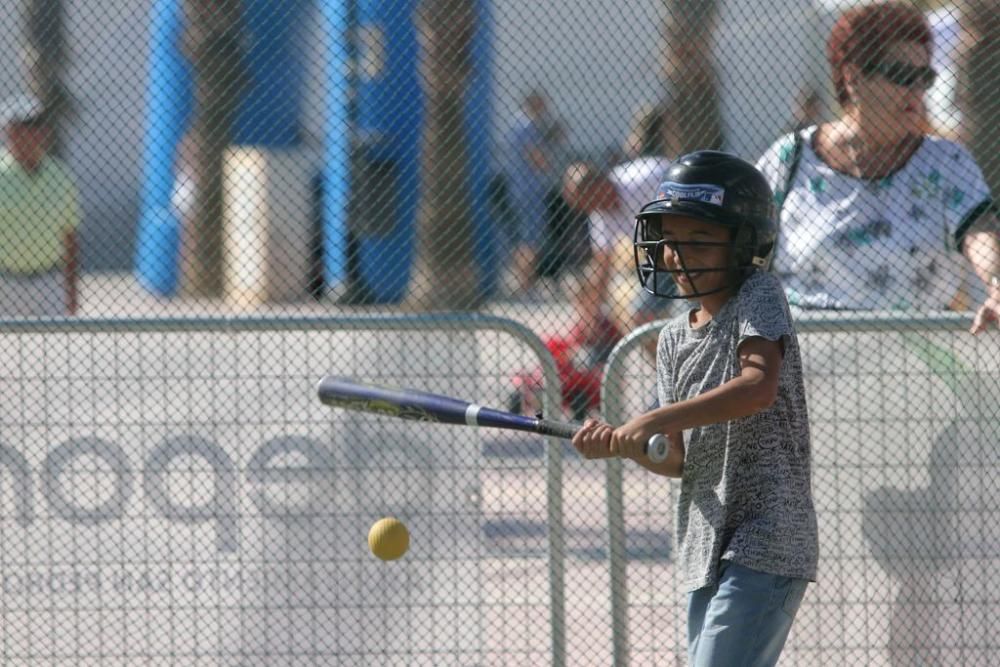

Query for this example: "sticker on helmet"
[657,182,726,207]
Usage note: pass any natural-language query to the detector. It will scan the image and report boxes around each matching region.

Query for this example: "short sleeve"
[941,142,994,245]
[737,272,794,346]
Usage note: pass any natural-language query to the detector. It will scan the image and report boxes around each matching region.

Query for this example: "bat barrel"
[320,375,671,464]
[318,375,472,425]
[318,376,557,435]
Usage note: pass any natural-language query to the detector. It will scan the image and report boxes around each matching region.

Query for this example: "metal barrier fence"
[0,314,574,666]
[602,312,1000,666]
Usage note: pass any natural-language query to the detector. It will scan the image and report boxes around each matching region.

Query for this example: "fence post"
[600,319,662,667]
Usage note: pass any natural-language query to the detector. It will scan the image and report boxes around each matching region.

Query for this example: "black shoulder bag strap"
[770,130,805,271]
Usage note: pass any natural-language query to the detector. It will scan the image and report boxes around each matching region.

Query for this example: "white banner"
[0,325,544,666]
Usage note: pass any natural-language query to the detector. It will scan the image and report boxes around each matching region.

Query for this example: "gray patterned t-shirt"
[656,271,818,592]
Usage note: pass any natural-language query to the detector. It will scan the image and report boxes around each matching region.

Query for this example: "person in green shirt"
[0,95,81,316]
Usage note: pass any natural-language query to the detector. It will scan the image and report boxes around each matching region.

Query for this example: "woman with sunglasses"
[756,1,1000,333]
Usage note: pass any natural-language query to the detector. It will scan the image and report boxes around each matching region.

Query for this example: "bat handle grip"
[645,434,670,463]
[543,423,670,464]
[537,419,579,440]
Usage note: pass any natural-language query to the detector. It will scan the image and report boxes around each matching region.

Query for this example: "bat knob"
[645,434,669,463]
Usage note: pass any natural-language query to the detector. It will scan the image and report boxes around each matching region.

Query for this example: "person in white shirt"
[756,2,999,333]
[561,105,674,331]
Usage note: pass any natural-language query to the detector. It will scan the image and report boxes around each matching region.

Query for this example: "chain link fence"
[0,0,999,664]
[0,316,575,665]
[604,314,1000,666]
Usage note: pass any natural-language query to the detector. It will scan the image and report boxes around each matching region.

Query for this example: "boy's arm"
[610,336,783,459]
[571,420,684,477]
[655,335,783,428]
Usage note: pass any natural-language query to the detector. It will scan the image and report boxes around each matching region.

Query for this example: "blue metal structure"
[135,0,313,295]
[136,0,494,303]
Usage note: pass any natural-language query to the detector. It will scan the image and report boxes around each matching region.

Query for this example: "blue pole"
[134,0,312,296]
[468,0,497,295]
[320,0,351,289]
[338,0,495,303]
[134,0,191,295]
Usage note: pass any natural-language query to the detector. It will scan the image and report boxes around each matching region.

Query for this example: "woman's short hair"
[827,2,932,107]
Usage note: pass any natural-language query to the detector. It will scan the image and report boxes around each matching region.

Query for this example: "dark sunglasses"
[863,61,937,90]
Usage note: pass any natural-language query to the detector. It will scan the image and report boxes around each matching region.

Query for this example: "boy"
[572,151,818,667]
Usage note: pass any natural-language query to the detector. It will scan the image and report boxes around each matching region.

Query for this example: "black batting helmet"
[633,150,777,298]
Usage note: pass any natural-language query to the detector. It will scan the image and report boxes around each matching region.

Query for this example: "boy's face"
[654,215,734,297]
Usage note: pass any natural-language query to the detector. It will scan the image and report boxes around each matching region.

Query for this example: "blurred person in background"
[755,7,999,661]
[755,1,999,334]
[0,95,80,316]
[534,175,591,290]
[504,159,632,423]
[562,104,675,335]
[500,90,566,298]
[620,104,686,336]
[560,161,620,329]
[548,140,671,418]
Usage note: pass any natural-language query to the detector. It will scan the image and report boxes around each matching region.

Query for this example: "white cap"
[1,94,47,126]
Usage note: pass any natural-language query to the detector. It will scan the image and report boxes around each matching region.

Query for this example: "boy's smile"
[657,215,734,297]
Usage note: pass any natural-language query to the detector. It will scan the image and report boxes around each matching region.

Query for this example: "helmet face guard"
[633,205,768,300]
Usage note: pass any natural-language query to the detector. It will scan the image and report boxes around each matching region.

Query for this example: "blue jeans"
[687,561,808,667]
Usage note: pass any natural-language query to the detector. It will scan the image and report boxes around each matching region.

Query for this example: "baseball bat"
[317,375,669,462]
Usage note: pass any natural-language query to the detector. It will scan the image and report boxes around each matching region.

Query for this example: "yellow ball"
[368,517,409,561]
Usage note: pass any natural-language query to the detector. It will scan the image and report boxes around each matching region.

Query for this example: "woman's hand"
[571,419,615,460]
[970,293,1000,335]
[961,221,1000,335]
